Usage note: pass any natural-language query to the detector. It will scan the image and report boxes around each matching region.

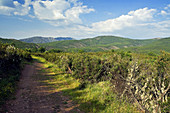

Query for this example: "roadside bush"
[38,51,169,112]
[0,43,32,109]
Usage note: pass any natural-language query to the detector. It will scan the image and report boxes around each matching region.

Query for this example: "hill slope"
[40,36,164,52]
[20,36,73,43]
[0,38,38,49]
[1,36,169,53]
[122,37,170,54]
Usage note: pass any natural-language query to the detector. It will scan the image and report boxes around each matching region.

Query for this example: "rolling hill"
[0,38,38,49]
[20,36,73,43]
[122,37,170,54]
[0,36,169,54]
[40,36,169,53]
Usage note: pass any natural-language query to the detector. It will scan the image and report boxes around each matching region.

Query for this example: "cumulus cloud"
[132,20,170,38]
[148,20,170,31]
[31,0,94,26]
[65,5,95,24]
[164,4,170,10]
[24,7,168,39]
[32,0,69,20]
[0,0,94,26]
[13,0,31,16]
[160,4,170,16]
[0,0,31,16]
[91,8,156,32]
[160,10,168,15]
[0,0,15,7]
[0,1,170,39]
[0,0,15,15]
[0,6,14,15]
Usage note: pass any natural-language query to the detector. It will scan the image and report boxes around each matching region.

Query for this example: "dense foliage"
[0,42,32,108]
[36,51,170,112]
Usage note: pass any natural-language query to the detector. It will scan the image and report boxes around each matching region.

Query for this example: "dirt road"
[5,62,82,113]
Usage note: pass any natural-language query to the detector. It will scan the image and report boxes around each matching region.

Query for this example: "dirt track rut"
[5,62,82,113]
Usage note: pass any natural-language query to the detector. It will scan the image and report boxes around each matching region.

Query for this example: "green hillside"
[122,37,170,54]
[0,36,169,53]
[40,36,161,52]
[0,38,38,49]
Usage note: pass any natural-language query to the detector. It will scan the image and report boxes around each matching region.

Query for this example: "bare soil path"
[5,62,82,113]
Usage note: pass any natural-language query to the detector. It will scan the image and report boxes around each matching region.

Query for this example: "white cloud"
[0,6,15,15]
[0,0,15,15]
[75,7,169,39]
[29,0,94,26]
[31,0,94,26]
[160,10,168,15]
[13,0,31,16]
[0,0,15,7]
[0,1,170,39]
[0,0,31,16]
[68,0,82,6]
[164,4,170,10]
[65,5,94,24]
[0,0,94,26]
[147,20,170,31]
[12,6,168,39]
[160,4,170,16]
[133,20,170,38]
[0,6,14,15]
[91,8,156,32]
[32,0,69,20]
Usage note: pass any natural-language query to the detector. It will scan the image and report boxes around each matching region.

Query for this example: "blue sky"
[0,0,170,39]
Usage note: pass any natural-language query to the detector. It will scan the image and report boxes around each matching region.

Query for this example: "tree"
[10,42,16,47]
[78,49,85,53]
[31,47,38,52]
[48,49,63,53]
[38,47,46,53]
[25,48,31,52]
[111,49,115,52]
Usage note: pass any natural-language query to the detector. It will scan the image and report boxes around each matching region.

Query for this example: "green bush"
[37,51,169,112]
[0,43,32,108]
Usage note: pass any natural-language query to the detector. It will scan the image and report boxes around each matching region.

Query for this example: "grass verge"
[32,55,140,113]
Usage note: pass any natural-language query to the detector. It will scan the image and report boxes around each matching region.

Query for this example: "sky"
[0,0,170,39]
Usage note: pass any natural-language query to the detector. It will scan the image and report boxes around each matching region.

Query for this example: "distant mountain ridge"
[54,37,73,41]
[20,36,73,43]
[0,36,169,54]
[40,36,170,53]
